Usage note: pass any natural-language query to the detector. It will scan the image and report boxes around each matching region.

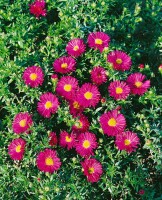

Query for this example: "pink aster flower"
[138,64,145,69]
[22,66,44,88]
[88,32,110,53]
[107,50,132,71]
[53,56,76,74]
[59,131,76,150]
[99,109,126,136]
[36,149,61,173]
[51,74,58,82]
[29,0,46,18]
[115,131,140,153]
[78,83,101,108]
[126,73,150,95]
[56,76,78,100]
[49,132,58,146]
[90,66,107,85]
[8,138,26,160]
[81,158,103,183]
[37,92,59,118]
[66,38,86,57]
[108,80,130,100]
[75,132,98,157]
[72,114,90,133]
[69,93,84,116]
[12,112,33,134]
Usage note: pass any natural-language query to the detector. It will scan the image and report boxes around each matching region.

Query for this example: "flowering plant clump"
[0,0,161,199]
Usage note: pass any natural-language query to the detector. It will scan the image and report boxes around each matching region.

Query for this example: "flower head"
[37,92,59,118]
[72,114,90,133]
[90,66,107,85]
[138,189,145,195]
[81,158,103,183]
[23,66,44,88]
[108,80,130,100]
[36,149,61,173]
[12,112,33,134]
[49,132,58,146]
[107,50,132,71]
[53,56,76,74]
[88,32,110,53]
[99,109,126,136]
[78,83,101,108]
[138,64,144,69]
[69,93,84,116]
[56,76,78,100]
[51,74,58,82]
[8,138,26,160]
[29,0,46,18]
[115,131,140,153]
[126,73,150,95]
[59,131,76,150]
[66,38,86,57]
[75,132,98,157]
[158,64,162,74]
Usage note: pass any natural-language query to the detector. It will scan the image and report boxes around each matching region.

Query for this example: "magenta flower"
[90,66,107,85]
[8,138,26,160]
[23,66,44,88]
[37,92,59,118]
[115,131,140,153]
[126,73,150,95]
[107,50,132,71]
[81,158,103,183]
[88,32,110,52]
[66,38,86,57]
[59,131,76,150]
[72,114,90,133]
[108,80,130,100]
[29,0,46,18]
[49,132,58,146]
[53,56,76,74]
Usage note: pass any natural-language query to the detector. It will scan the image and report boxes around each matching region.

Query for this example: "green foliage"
[0,0,162,199]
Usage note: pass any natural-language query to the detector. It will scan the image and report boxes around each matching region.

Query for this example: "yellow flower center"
[83,140,90,148]
[116,87,123,94]
[15,145,21,153]
[65,136,72,142]
[95,38,103,45]
[61,63,68,69]
[84,92,93,100]
[108,118,117,127]
[73,45,79,51]
[135,81,142,88]
[30,73,37,81]
[19,119,26,127]
[45,101,53,109]
[116,58,122,64]
[45,157,54,166]
[75,120,83,128]
[88,167,95,174]
[124,139,131,146]
[73,101,80,109]
[64,84,72,92]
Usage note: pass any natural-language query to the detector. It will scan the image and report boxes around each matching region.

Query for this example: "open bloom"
[69,92,84,116]
[23,66,44,88]
[126,73,150,95]
[66,38,86,57]
[78,83,101,108]
[115,131,140,153]
[81,158,103,183]
[88,32,110,53]
[37,92,59,118]
[99,109,126,136]
[12,112,33,134]
[90,66,107,85]
[29,0,46,18]
[72,114,90,133]
[107,50,132,71]
[59,131,76,150]
[53,56,76,74]
[49,132,58,146]
[108,80,130,100]
[75,132,98,157]
[8,138,26,160]
[36,149,61,173]
[56,76,78,100]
